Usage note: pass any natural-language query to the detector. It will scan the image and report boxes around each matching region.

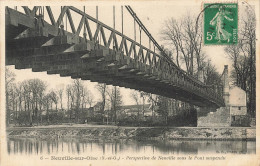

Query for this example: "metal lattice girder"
[5,6,225,108]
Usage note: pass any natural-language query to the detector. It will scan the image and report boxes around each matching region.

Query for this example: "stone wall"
[197,107,231,127]
[7,126,256,140]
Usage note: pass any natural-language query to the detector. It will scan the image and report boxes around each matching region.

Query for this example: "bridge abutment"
[197,65,231,127]
[197,107,231,127]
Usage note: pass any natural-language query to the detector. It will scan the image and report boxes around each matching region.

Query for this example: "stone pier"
[197,107,231,127]
[197,65,231,127]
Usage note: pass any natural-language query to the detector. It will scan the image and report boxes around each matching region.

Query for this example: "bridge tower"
[197,67,204,83]
[197,65,231,127]
[223,65,230,106]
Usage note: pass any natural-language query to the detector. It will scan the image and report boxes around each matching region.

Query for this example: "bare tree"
[140,92,147,118]
[5,67,15,126]
[66,84,73,117]
[106,87,113,123]
[203,59,221,85]
[143,93,159,118]
[225,7,256,116]
[28,79,47,125]
[161,13,204,75]
[81,86,87,110]
[16,82,24,115]
[107,86,123,123]
[65,79,84,123]
[96,83,107,123]
[130,91,141,118]
[20,80,34,125]
[58,87,64,110]
[43,93,52,124]
[49,90,58,111]
[66,84,75,120]
[156,96,170,125]
[9,84,18,124]
[86,90,94,108]
[161,11,221,114]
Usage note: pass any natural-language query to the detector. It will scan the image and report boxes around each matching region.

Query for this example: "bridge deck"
[5,7,225,108]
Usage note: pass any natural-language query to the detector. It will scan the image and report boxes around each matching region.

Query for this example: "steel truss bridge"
[5,6,225,108]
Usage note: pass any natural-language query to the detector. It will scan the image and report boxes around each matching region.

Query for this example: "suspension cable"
[96,6,100,46]
[83,6,86,34]
[65,8,67,31]
[114,6,117,103]
[96,6,98,29]
[38,6,42,16]
[60,6,64,27]
[43,6,44,19]
[139,26,142,45]
[125,6,173,63]
[121,6,124,52]
[83,6,88,43]
[113,6,115,29]
[113,6,116,50]
[121,6,123,35]
[134,15,136,42]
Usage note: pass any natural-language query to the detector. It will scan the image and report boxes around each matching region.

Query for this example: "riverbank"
[6,125,256,141]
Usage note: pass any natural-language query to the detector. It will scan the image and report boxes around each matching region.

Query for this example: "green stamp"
[204,3,238,45]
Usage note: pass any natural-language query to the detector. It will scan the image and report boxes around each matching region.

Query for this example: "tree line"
[5,68,124,126]
[6,66,197,127]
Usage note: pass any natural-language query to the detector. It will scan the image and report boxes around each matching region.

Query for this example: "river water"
[7,137,256,156]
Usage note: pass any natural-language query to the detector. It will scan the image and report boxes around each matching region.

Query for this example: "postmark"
[204,3,238,45]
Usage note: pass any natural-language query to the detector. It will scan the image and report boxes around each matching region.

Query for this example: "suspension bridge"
[5,6,225,108]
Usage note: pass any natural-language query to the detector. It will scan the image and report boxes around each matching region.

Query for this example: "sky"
[6,2,233,106]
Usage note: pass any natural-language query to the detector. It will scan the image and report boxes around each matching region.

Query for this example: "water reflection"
[7,138,256,155]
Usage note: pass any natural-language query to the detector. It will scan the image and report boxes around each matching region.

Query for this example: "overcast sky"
[6,2,234,106]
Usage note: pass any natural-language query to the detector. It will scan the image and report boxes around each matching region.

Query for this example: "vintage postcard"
[0,0,259,166]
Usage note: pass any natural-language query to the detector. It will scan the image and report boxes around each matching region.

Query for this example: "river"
[7,137,256,156]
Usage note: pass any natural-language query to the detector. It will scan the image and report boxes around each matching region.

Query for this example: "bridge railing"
[10,6,224,107]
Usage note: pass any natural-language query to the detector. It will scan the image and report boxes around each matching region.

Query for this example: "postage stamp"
[204,3,238,45]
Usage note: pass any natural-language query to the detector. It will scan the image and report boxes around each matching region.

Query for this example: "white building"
[229,86,247,114]
[229,86,248,125]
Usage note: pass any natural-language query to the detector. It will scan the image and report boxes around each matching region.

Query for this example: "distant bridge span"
[5,6,225,108]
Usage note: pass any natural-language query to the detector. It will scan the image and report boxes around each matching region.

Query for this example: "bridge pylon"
[197,67,204,83]
[223,65,230,106]
[196,65,232,127]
